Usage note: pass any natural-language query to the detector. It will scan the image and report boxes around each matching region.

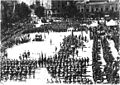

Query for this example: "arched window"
[57,10,60,13]
[111,7,114,11]
[116,7,118,11]
[58,2,60,8]
[101,8,103,12]
[86,9,89,12]
[81,9,84,12]
[91,8,94,12]
[105,7,109,11]
[96,8,98,12]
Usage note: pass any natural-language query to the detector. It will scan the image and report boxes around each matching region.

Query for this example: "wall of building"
[51,0,68,15]
[76,1,119,15]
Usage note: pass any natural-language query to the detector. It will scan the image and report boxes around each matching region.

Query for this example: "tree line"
[1,1,45,25]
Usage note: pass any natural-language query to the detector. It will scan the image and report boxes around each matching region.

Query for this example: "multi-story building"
[39,0,76,17]
[31,0,52,18]
[76,0,119,18]
[51,0,69,17]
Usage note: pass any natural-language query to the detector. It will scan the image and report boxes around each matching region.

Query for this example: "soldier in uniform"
[43,56,46,67]
[28,65,32,78]
[85,36,87,42]
[38,57,41,67]
[50,39,52,45]
[55,46,57,52]
[32,66,35,79]
[16,65,20,80]
[1,69,5,81]
[27,50,30,58]
[9,66,14,80]
[76,50,78,57]
[86,57,89,65]
[13,68,17,80]
[19,66,23,80]
[24,66,27,80]
[4,52,8,59]
[24,52,28,60]
[22,54,25,60]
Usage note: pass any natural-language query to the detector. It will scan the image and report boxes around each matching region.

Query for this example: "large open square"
[1,0,120,85]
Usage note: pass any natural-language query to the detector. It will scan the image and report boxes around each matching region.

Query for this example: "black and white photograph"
[0,0,120,85]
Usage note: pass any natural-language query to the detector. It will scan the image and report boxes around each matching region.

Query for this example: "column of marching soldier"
[1,27,119,84]
[92,28,104,83]
[45,55,92,84]
[101,36,119,84]
[0,49,37,81]
[1,54,91,83]
[91,25,120,84]
[43,34,93,84]
[1,59,37,81]
[1,31,92,83]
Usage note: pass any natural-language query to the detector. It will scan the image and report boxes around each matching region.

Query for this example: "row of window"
[80,6,118,12]
[52,1,67,9]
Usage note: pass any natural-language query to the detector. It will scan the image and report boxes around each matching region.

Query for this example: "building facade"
[77,2,119,13]
[51,0,69,16]
[76,0,119,18]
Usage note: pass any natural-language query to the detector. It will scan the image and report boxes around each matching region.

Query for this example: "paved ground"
[3,31,119,85]
[6,31,90,60]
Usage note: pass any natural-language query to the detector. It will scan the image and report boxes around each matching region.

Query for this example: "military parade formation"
[1,19,119,84]
[1,59,37,81]
[1,0,120,84]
